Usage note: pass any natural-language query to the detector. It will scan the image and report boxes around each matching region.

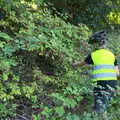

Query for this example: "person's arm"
[114,59,120,76]
[115,66,119,76]
[72,61,87,67]
[72,54,93,67]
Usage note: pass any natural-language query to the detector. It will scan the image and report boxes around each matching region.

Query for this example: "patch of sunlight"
[107,12,120,24]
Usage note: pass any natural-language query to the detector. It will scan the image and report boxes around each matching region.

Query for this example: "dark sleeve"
[85,54,93,64]
[114,59,118,66]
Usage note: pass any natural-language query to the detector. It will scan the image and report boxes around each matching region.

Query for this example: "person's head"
[88,30,108,49]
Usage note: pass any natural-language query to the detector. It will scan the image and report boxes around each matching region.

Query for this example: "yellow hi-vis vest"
[91,49,117,82]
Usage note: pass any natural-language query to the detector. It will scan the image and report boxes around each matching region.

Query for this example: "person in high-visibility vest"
[72,30,119,120]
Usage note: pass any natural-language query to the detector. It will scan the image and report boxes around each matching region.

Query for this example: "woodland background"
[0,0,120,120]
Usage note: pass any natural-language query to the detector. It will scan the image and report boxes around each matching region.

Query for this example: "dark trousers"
[93,80,117,114]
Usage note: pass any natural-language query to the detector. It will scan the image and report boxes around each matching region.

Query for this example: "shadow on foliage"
[44,0,120,30]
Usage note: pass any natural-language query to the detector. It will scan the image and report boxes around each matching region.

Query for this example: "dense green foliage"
[46,0,120,29]
[0,0,120,120]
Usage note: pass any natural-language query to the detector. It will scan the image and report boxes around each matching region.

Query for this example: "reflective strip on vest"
[92,64,117,81]
[93,73,116,79]
[93,64,114,70]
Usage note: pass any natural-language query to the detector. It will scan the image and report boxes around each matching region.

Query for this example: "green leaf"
[0,103,5,110]
[3,45,16,56]
[0,42,5,48]
[0,32,13,41]
[0,61,10,70]
[55,106,65,117]
[67,113,80,120]
[63,98,77,108]
[3,72,9,80]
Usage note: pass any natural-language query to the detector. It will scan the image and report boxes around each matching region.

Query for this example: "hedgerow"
[0,0,120,120]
